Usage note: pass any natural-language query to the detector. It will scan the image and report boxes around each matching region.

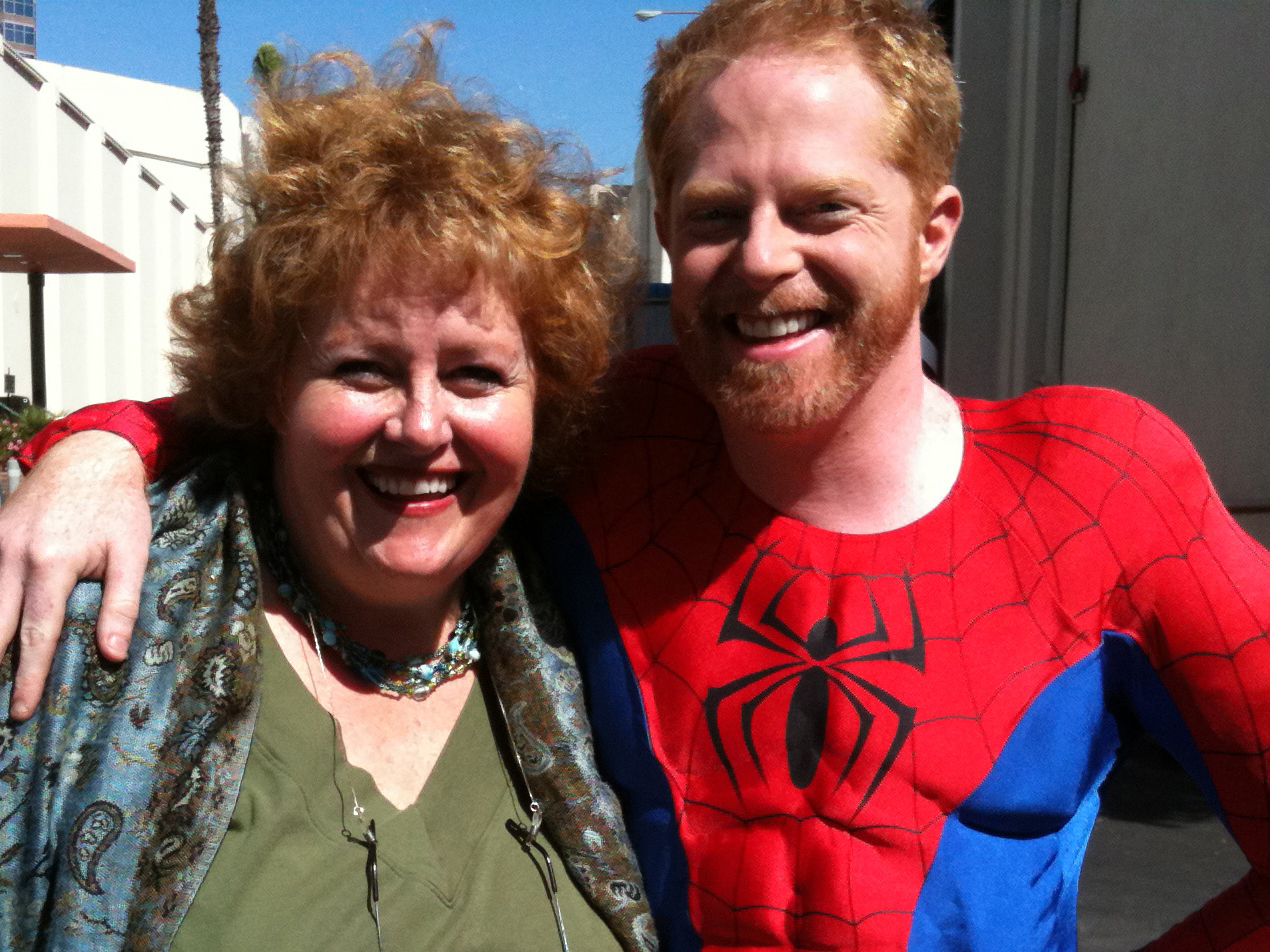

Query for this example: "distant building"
[29,61,243,227]
[0,0,35,57]
[0,48,245,412]
[625,145,668,286]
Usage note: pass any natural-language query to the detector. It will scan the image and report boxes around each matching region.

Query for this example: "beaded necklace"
[244,472,503,951]
[251,482,481,700]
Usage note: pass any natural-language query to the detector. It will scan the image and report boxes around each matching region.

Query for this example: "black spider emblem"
[704,547,925,809]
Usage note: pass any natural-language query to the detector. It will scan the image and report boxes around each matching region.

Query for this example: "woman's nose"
[383,382,453,449]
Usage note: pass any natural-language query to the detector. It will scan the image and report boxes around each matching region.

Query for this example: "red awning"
[0,214,135,274]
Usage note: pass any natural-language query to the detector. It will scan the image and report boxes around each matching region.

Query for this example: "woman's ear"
[266,374,290,433]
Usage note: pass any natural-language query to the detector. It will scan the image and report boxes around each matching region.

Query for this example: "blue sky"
[34,1,693,184]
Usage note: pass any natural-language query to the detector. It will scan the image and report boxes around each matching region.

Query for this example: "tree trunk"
[197,0,223,229]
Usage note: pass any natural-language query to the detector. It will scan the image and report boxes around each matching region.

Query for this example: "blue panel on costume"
[516,497,702,952]
[910,631,1224,951]
[910,647,1117,951]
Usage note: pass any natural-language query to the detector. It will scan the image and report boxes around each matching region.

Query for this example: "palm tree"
[252,42,286,92]
[197,0,223,229]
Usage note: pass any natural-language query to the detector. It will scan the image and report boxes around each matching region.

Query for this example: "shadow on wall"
[1098,733,1218,826]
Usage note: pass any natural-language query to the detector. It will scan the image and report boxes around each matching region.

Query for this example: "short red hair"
[642,0,961,209]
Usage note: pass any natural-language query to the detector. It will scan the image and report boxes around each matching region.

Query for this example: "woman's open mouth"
[361,471,460,500]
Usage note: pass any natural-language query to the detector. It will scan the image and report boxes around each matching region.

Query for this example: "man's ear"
[918,184,962,284]
[654,203,670,256]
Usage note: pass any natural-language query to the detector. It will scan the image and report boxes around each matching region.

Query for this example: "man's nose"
[738,208,802,287]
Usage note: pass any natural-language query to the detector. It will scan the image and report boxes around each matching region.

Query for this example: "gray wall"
[945,0,1268,543]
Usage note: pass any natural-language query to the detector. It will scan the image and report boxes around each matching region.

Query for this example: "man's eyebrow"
[677,180,750,206]
[677,177,877,206]
[793,176,877,200]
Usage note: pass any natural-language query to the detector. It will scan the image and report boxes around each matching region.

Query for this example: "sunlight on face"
[662,49,927,431]
[270,263,536,621]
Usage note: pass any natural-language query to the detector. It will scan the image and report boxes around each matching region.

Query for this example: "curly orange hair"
[170,27,635,479]
[642,0,960,211]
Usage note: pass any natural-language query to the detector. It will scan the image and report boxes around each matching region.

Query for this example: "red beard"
[672,252,923,432]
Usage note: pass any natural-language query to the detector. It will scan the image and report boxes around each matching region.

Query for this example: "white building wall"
[627,142,671,284]
[0,48,240,414]
[30,60,243,227]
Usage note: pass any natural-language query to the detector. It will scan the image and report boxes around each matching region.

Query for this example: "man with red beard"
[4,1,1270,950]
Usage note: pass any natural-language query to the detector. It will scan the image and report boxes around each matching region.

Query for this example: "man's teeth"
[367,473,456,497]
[736,313,816,340]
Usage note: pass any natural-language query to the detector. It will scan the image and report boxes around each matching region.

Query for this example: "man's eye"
[689,207,742,224]
[793,201,858,231]
[802,200,856,218]
[682,206,745,239]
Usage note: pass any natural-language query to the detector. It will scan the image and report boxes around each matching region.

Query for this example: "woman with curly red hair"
[0,30,653,952]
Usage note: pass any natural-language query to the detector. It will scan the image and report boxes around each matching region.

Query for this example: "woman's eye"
[449,365,505,393]
[334,360,391,386]
[693,206,737,222]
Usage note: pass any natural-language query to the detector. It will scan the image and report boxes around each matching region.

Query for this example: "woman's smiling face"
[270,262,535,619]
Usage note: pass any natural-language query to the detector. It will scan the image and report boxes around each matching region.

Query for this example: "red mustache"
[698,283,853,322]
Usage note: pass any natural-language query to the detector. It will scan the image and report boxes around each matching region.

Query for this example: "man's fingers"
[8,570,81,721]
[0,430,151,718]
[97,549,147,662]
[0,561,25,682]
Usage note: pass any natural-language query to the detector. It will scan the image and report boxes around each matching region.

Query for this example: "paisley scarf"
[0,454,655,952]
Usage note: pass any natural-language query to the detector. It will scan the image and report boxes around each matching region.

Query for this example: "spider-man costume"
[27,346,1270,951]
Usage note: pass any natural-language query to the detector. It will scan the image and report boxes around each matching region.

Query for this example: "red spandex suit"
[28,347,1270,951]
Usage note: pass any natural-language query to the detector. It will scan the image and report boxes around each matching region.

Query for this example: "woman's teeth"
[366,473,456,497]
[735,312,817,341]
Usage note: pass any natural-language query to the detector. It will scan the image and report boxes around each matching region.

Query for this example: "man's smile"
[733,311,824,342]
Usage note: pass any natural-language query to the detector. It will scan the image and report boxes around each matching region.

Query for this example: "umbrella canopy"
[0,214,135,406]
[0,214,134,274]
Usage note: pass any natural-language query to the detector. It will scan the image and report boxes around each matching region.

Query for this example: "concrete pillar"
[72,122,108,408]
[145,182,173,398]
[34,76,57,214]
[118,156,143,398]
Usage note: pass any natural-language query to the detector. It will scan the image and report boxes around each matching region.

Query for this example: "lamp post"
[634,10,698,21]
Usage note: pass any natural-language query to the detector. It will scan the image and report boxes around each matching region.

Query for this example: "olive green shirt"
[173,617,622,951]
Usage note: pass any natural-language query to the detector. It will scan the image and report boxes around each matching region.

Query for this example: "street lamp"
[634,10,699,21]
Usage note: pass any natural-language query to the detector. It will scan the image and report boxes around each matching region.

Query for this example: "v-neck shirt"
[172,613,622,952]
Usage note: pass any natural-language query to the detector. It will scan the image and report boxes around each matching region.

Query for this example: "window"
[2,1,36,18]
[2,22,35,46]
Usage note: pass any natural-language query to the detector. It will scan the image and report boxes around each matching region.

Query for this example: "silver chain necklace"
[305,611,386,952]
[294,587,480,700]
